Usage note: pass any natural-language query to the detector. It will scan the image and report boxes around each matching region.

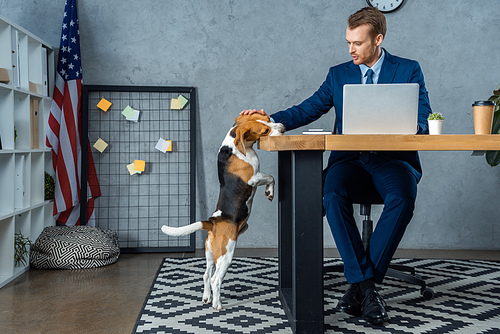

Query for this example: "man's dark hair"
[348,7,387,39]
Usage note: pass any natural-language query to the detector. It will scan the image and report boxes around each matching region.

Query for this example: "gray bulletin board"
[82,86,196,253]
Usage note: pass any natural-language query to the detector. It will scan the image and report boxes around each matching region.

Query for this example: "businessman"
[241,7,432,324]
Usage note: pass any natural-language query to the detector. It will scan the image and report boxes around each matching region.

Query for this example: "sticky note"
[178,95,188,109]
[97,98,112,112]
[127,109,140,122]
[133,160,145,172]
[122,105,135,119]
[126,163,141,175]
[155,138,172,153]
[93,138,108,153]
[170,98,181,110]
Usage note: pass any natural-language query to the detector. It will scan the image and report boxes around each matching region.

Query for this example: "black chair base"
[324,262,434,300]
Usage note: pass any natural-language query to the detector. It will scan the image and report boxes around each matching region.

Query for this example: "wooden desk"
[258,134,500,334]
[259,134,500,151]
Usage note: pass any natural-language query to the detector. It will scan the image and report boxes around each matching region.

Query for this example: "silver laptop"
[342,83,419,134]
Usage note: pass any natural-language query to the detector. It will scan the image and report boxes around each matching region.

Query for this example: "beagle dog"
[161,113,284,310]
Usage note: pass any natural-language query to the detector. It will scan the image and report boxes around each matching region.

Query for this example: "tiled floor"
[0,249,498,334]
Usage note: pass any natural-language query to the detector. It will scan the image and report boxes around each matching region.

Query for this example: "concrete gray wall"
[2,0,499,250]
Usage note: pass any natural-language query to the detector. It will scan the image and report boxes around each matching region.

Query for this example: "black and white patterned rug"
[133,257,500,334]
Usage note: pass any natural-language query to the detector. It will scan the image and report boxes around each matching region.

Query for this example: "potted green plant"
[428,112,444,135]
[14,230,32,267]
[486,83,500,167]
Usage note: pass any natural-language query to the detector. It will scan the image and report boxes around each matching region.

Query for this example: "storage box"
[29,81,38,93]
[0,68,10,84]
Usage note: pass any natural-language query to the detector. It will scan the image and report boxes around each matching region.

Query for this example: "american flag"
[46,0,101,226]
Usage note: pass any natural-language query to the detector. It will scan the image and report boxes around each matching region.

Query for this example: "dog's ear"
[246,124,271,141]
[233,115,246,125]
[233,125,249,156]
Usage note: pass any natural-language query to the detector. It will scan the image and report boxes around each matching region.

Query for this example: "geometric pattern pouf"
[30,226,120,270]
[134,257,500,334]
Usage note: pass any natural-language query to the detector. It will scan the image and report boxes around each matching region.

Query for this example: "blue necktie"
[361,68,375,163]
[365,69,374,84]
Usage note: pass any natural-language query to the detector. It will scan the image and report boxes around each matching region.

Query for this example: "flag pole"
[81,85,88,226]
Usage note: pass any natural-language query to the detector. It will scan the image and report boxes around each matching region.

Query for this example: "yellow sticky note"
[127,163,140,175]
[170,98,181,110]
[134,160,145,172]
[93,138,108,153]
[178,95,188,109]
[97,98,112,112]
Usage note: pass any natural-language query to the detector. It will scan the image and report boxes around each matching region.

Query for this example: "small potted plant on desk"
[428,112,444,135]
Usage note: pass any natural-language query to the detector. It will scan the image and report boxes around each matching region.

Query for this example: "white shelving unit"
[0,14,55,288]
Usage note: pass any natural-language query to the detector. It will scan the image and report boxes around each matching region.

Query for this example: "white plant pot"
[428,119,443,135]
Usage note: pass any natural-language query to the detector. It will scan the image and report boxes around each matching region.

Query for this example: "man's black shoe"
[361,288,389,324]
[336,284,362,316]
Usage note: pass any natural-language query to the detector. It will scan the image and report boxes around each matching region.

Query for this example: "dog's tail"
[161,221,213,236]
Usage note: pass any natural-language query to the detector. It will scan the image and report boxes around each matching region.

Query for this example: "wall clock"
[366,0,405,13]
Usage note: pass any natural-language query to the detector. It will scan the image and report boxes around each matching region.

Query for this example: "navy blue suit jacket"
[271,49,432,182]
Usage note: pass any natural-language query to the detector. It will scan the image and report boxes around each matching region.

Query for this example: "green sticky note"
[122,105,135,119]
[178,95,189,109]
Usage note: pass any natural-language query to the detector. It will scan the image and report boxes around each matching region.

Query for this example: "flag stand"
[80,90,89,225]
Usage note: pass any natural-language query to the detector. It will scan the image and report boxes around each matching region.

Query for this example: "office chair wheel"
[421,287,435,300]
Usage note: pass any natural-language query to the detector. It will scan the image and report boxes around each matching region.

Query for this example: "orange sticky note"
[97,98,112,112]
[133,160,145,172]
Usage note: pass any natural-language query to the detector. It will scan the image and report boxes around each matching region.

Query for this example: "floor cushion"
[30,226,120,269]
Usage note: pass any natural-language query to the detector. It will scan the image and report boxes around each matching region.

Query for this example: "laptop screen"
[342,83,419,135]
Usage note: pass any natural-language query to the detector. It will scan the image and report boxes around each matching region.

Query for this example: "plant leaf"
[486,150,500,167]
[492,114,500,135]
[484,82,500,167]
[488,96,500,104]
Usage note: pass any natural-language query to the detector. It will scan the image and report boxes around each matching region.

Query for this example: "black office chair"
[323,187,435,300]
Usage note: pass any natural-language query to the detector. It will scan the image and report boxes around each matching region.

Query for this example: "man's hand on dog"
[240,109,270,117]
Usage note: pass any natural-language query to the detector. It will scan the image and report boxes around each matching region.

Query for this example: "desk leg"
[278,151,293,293]
[278,150,324,334]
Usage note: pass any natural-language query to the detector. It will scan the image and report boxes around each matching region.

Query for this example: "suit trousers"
[323,152,418,284]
